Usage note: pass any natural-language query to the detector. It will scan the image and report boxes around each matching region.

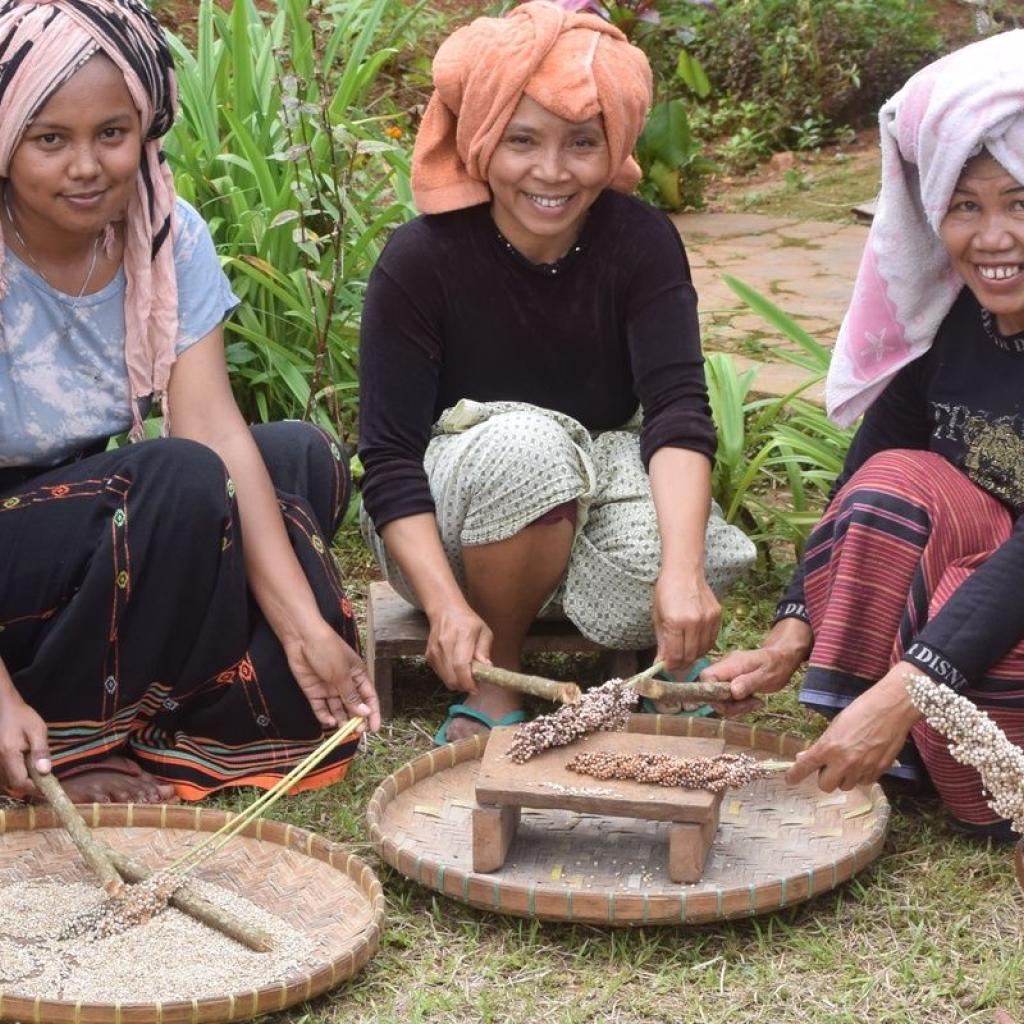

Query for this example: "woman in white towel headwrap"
[706,30,1024,839]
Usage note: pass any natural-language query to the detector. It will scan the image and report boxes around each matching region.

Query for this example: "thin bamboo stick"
[471,663,581,704]
[166,716,363,876]
[105,849,273,952]
[28,762,123,896]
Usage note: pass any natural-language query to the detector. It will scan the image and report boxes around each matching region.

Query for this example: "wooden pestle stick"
[622,660,736,703]
[28,761,123,896]
[632,676,736,703]
[105,849,273,952]
[471,663,581,704]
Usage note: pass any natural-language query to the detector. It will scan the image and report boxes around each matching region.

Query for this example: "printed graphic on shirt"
[930,402,1024,513]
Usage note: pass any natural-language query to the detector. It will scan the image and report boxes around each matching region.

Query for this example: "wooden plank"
[475,728,725,824]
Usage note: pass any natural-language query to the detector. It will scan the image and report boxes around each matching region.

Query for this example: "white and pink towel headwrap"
[0,0,179,436]
[826,30,1024,426]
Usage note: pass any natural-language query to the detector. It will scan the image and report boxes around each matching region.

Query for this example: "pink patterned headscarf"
[826,30,1024,426]
[0,0,179,437]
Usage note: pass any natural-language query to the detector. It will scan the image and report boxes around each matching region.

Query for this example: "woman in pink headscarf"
[706,31,1024,840]
[0,0,378,804]
[358,0,755,743]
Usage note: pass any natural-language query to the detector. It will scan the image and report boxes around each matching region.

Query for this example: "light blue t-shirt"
[0,198,239,467]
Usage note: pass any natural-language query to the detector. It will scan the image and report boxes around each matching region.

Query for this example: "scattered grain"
[0,880,317,1003]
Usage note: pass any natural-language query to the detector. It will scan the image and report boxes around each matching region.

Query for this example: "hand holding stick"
[27,760,123,896]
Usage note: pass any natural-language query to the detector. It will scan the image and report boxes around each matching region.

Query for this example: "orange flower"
[385,125,403,140]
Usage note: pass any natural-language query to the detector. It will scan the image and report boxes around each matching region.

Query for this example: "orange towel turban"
[412,0,653,214]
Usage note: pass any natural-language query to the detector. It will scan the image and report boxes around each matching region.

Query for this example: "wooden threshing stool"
[366,580,639,719]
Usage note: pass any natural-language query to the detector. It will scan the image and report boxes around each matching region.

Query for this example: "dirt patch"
[700,129,881,223]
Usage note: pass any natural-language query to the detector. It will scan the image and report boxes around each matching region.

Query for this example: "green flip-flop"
[432,703,529,747]
[639,657,716,717]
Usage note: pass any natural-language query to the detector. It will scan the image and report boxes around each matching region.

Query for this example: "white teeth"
[526,193,571,208]
[978,264,1021,280]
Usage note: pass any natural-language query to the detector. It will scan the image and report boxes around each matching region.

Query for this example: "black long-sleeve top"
[778,288,1024,690]
[357,189,715,532]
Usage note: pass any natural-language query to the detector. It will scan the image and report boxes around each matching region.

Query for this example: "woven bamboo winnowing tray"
[367,715,890,926]
[0,804,385,1024]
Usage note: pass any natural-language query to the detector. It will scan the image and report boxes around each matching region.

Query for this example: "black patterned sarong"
[0,421,360,800]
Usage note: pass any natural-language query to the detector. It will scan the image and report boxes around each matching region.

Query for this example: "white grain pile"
[0,879,317,1003]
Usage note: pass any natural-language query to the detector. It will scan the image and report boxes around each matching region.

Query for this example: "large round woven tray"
[0,804,385,1024]
[367,715,890,925]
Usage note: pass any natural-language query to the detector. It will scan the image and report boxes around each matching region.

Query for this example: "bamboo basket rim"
[366,715,891,926]
[0,803,386,1024]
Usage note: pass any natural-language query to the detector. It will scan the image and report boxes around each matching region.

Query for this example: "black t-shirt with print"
[779,287,1024,690]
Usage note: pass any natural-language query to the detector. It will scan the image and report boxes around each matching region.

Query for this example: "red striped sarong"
[799,449,1024,830]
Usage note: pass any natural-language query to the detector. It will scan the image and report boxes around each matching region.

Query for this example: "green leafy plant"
[690,0,940,157]
[165,0,416,440]
[704,276,856,557]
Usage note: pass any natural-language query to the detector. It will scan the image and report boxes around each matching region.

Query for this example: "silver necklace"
[3,189,102,342]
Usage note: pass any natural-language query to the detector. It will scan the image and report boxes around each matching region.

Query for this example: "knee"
[251,421,351,523]
[463,411,583,486]
[124,438,231,521]
[843,449,951,500]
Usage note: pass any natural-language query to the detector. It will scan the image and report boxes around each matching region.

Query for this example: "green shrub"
[165,0,417,440]
[690,0,940,152]
[708,276,857,558]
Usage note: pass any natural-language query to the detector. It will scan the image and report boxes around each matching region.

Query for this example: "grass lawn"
[206,531,1024,1024]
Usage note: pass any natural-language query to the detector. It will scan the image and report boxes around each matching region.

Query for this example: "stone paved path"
[670,212,869,404]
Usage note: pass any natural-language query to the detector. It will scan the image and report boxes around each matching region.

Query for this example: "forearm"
[648,447,712,576]
[202,424,322,642]
[764,616,814,662]
[379,513,470,618]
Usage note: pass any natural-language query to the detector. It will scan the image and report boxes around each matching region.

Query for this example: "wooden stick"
[625,660,667,686]
[632,677,736,704]
[28,762,123,896]
[472,663,581,704]
[105,849,273,952]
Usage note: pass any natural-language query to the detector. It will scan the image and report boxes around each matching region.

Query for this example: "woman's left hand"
[652,570,722,671]
[786,661,923,792]
[282,620,381,733]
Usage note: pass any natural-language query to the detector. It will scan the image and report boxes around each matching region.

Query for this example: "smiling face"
[487,95,611,265]
[6,54,141,251]
[940,153,1024,335]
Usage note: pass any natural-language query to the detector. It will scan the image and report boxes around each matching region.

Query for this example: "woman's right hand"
[700,618,813,715]
[425,602,493,692]
[0,692,50,796]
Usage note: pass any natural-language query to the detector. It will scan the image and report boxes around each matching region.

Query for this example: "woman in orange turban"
[359,1,755,742]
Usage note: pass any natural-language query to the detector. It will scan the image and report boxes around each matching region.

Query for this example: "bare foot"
[444,682,524,743]
[56,756,178,805]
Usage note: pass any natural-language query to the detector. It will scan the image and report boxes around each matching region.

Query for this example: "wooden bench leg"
[668,821,715,884]
[365,596,393,720]
[472,804,520,873]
